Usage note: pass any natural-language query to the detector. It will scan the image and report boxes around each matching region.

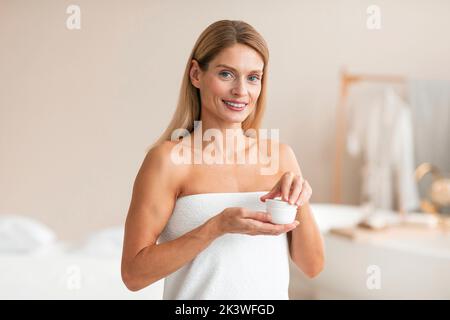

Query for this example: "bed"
[0,215,164,299]
[0,245,164,300]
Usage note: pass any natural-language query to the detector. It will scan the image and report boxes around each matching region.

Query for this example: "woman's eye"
[248,75,260,82]
[219,71,233,79]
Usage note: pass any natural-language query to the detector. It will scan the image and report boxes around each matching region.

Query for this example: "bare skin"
[121,43,324,292]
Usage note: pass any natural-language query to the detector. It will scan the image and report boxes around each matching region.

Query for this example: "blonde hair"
[150,20,269,150]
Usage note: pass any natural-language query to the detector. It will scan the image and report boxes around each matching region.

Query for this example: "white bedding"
[0,216,163,300]
[0,246,164,300]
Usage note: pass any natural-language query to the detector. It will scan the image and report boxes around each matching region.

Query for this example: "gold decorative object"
[415,163,450,214]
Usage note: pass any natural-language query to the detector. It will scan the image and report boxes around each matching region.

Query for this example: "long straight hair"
[150,20,269,150]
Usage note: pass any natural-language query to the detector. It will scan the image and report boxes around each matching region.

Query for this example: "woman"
[121,20,324,299]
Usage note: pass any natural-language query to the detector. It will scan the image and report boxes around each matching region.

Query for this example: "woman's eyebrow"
[215,64,263,74]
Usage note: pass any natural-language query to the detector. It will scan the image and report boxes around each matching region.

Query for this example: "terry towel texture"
[158,191,290,300]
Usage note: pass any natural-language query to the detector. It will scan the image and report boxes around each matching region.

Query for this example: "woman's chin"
[221,112,249,124]
[220,107,251,122]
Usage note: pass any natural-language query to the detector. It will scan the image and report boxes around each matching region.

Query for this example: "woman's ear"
[189,59,201,89]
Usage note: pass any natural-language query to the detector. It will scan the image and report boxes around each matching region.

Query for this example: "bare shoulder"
[136,140,189,202]
[123,140,189,260]
[254,138,301,175]
[258,138,292,157]
[264,140,301,175]
[278,142,297,161]
[145,140,179,166]
[144,140,188,172]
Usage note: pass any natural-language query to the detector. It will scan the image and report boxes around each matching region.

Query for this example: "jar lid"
[266,198,298,208]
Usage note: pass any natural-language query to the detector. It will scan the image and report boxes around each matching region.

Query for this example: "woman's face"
[190,43,264,126]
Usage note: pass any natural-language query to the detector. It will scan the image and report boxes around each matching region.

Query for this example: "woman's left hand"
[260,172,312,206]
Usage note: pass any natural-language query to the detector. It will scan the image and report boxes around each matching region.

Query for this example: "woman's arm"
[288,201,324,278]
[284,145,324,278]
[121,142,217,291]
[122,217,219,291]
[262,143,325,278]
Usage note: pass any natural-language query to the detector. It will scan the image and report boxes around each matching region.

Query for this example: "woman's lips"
[222,99,248,111]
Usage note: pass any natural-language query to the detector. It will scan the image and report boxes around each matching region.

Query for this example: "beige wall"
[1,0,450,241]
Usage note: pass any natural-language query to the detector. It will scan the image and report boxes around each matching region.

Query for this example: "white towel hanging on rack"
[347,87,420,212]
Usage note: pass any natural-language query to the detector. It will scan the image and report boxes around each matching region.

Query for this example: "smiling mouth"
[222,99,248,111]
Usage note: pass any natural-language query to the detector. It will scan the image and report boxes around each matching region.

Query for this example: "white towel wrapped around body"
[158,191,290,300]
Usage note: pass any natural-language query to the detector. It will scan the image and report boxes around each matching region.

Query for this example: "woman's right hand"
[210,207,299,237]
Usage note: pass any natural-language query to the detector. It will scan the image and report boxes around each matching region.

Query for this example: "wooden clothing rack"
[332,67,406,205]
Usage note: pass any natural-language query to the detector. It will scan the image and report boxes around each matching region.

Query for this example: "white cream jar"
[265,199,298,224]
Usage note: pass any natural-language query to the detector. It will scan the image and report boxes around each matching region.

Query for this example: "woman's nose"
[231,78,247,96]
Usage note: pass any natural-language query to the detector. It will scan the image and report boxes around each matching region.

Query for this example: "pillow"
[75,226,124,258]
[0,214,57,254]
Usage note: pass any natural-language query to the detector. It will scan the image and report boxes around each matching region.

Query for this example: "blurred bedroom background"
[1,0,449,299]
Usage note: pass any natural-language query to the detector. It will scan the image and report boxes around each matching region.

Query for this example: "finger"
[296,180,312,206]
[252,220,300,236]
[292,178,305,205]
[260,184,281,202]
[272,220,300,235]
[291,220,300,229]
[278,220,300,234]
[242,210,272,222]
[288,176,303,205]
[252,220,287,235]
[281,172,295,201]
[245,220,278,235]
